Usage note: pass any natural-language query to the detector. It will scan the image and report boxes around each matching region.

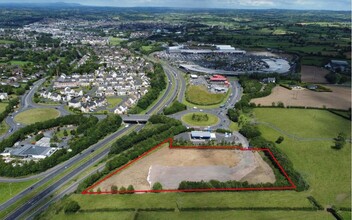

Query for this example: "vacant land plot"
[186,85,227,106]
[251,85,351,110]
[14,108,60,125]
[254,108,351,207]
[93,144,275,191]
[301,65,329,83]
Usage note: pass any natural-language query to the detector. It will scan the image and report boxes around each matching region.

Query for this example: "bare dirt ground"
[252,85,351,110]
[94,144,275,191]
[301,65,329,83]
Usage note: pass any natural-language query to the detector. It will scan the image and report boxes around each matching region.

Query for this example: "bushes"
[64,200,80,214]
[307,196,324,210]
[227,109,239,122]
[152,182,163,191]
[239,124,261,139]
[163,101,187,115]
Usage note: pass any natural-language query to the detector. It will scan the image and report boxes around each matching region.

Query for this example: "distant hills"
[0,2,83,8]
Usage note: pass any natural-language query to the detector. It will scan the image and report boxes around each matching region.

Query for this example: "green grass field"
[8,60,33,66]
[109,37,124,46]
[0,179,39,204]
[106,97,122,108]
[253,108,351,208]
[0,39,15,44]
[14,108,60,125]
[45,210,332,220]
[181,112,219,126]
[185,85,227,106]
[0,102,8,113]
[0,121,9,136]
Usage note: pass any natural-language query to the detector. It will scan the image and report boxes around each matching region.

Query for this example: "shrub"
[275,136,284,144]
[152,182,163,191]
[64,200,80,214]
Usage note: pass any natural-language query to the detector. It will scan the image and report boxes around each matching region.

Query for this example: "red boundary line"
[82,138,296,194]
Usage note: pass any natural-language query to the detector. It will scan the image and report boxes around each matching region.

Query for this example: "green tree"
[119,186,126,194]
[276,136,284,144]
[127,185,135,194]
[63,130,68,136]
[111,185,118,194]
[152,182,163,191]
[64,200,80,213]
[332,132,346,150]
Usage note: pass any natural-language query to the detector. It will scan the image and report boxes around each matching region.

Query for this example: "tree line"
[163,101,187,115]
[128,63,166,113]
[0,114,122,177]
[77,115,187,193]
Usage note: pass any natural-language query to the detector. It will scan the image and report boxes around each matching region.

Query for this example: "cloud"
[0,0,350,10]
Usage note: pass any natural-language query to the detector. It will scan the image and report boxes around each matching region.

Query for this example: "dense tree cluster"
[239,124,261,139]
[227,108,240,122]
[163,101,187,115]
[0,98,19,124]
[77,115,187,193]
[0,114,122,177]
[128,64,166,113]
[64,200,80,214]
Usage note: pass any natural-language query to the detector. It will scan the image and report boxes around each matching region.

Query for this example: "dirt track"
[252,85,351,110]
[94,144,275,191]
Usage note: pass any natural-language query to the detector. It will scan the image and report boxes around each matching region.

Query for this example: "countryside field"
[253,108,351,208]
[251,85,351,110]
[43,210,333,220]
[300,65,329,83]
[14,108,60,125]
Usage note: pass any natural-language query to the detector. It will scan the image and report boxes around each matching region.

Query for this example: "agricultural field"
[14,108,60,125]
[253,108,351,208]
[251,85,351,110]
[300,65,329,83]
[92,143,275,192]
[185,85,227,106]
[181,112,219,126]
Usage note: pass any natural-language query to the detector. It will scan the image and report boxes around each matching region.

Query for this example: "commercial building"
[1,145,57,159]
[191,131,216,140]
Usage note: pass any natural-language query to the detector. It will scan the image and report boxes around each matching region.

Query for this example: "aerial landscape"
[0,0,350,219]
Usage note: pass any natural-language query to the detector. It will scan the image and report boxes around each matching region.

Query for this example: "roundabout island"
[181,112,219,127]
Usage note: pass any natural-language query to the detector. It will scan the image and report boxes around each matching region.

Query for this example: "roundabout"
[181,112,219,127]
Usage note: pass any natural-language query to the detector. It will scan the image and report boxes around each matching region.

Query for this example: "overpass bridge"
[121,115,151,124]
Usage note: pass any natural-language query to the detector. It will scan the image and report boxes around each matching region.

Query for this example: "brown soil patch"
[252,85,351,110]
[94,144,275,191]
[301,65,329,83]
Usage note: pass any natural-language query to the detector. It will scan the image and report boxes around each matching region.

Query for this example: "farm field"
[300,65,329,83]
[251,85,351,110]
[181,112,219,126]
[92,143,275,191]
[253,108,351,208]
[109,37,124,46]
[185,85,227,106]
[14,108,60,125]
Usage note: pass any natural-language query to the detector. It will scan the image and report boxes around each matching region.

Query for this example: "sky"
[0,0,351,10]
